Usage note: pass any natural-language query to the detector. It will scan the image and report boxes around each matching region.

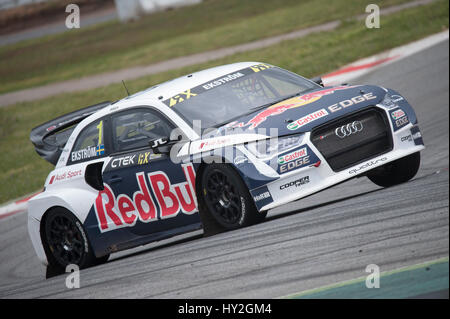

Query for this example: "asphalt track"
[0,39,448,299]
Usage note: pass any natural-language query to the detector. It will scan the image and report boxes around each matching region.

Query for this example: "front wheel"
[198,164,266,236]
[43,208,109,275]
[367,152,421,187]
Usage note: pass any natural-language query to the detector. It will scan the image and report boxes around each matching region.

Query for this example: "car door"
[100,107,200,237]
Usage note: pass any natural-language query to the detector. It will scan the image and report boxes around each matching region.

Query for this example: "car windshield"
[170,66,319,130]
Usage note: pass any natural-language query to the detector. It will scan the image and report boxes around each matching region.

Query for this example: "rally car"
[28,62,424,276]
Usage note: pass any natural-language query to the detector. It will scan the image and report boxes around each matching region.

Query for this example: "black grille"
[311,108,392,172]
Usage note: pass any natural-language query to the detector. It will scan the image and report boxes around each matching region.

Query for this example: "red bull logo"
[228,86,351,130]
[94,164,197,233]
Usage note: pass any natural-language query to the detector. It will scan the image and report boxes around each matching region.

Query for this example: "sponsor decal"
[287,109,329,131]
[412,132,421,139]
[239,196,246,223]
[395,116,409,127]
[410,126,424,146]
[138,151,162,165]
[229,86,351,130]
[348,157,387,174]
[253,191,271,202]
[49,169,83,184]
[391,109,405,120]
[390,94,404,103]
[71,146,97,161]
[199,137,232,150]
[278,147,307,165]
[107,152,162,170]
[202,72,245,90]
[163,64,274,107]
[47,115,91,133]
[273,145,319,174]
[166,89,197,107]
[381,94,404,109]
[401,135,412,142]
[390,108,409,131]
[335,121,364,139]
[111,155,136,168]
[94,164,197,233]
[150,137,168,148]
[279,155,310,174]
[279,176,310,190]
[327,93,377,113]
[250,185,273,209]
[75,221,89,253]
[250,63,273,73]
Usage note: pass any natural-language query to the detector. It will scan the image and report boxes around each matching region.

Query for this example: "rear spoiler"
[30,101,111,165]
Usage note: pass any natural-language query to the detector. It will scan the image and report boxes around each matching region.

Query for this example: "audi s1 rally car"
[28,62,424,276]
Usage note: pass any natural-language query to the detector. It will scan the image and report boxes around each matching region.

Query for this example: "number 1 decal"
[96,121,105,156]
[96,121,103,146]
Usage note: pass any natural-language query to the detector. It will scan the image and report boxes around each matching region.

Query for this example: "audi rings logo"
[335,121,364,138]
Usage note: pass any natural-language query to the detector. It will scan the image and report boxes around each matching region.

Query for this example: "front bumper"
[250,106,424,212]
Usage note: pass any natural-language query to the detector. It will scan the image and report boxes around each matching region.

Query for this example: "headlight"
[246,134,304,159]
[380,93,404,109]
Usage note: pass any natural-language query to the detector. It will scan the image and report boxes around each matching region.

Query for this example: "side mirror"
[311,76,324,87]
[149,137,170,154]
[149,134,182,155]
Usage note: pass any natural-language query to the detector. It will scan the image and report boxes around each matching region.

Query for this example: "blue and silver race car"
[28,62,424,276]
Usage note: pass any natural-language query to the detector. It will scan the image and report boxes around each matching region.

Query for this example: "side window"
[112,109,174,153]
[70,119,106,163]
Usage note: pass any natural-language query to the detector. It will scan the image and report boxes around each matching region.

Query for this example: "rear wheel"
[199,164,266,236]
[367,152,421,187]
[43,208,108,274]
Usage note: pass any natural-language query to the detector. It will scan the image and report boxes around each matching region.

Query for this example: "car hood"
[217,84,386,137]
[186,84,387,156]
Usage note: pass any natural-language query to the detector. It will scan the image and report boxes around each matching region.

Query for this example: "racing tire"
[367,152,421,187]
[198,164,266,237]
[43,207,109,276]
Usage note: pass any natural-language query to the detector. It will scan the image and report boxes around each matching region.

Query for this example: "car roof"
[114,61,264,107]
[60,62,266,167]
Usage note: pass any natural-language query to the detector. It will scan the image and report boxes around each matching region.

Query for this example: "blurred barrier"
[114,0,202,22]
[0,0,48,11]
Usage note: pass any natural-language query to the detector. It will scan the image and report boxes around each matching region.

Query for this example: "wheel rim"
[46,214,84,266]
[204,169,242,225]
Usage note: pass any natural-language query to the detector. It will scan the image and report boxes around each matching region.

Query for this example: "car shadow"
[264,187,383,223]
[109,187,386,264]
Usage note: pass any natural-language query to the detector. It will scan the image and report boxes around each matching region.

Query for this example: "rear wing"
[30,101,111,165]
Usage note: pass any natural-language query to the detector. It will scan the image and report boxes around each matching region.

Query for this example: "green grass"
[0,0,448,204]
[0,0,412,94]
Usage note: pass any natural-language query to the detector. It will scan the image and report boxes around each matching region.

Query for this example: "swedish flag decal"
[96,144,105,156]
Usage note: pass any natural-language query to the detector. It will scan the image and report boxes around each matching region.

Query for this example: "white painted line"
[323,30,449,85]
[0,192,40,219]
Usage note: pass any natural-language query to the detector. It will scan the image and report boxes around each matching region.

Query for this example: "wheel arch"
[28,187,98,265]
[39,205,73,268]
